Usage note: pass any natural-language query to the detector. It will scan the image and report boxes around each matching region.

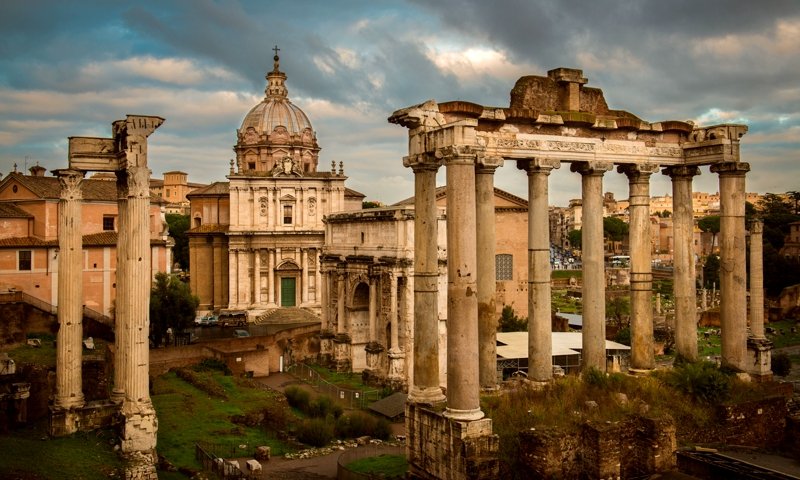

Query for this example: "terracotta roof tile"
[0,203,33,218]
[3,172,165,202]
[186,181,230,197]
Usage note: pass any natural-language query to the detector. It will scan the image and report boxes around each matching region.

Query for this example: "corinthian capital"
[54,169,85,201]
[403,153,442,172]
[435,145,485,165]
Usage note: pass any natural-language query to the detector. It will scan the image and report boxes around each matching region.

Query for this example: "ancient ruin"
[389,67,759,479]
[50,115,164,478]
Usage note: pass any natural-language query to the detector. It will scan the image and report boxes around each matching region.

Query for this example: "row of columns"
[406,149,755,417]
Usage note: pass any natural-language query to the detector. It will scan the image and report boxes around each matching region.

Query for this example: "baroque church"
[187,52,363,317]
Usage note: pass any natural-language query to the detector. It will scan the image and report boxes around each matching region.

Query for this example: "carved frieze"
[308,197,317,217]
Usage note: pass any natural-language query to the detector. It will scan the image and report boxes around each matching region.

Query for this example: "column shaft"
[253,249,261,306]
[444,147,482,421]
[406,156,444,404]
[302,248,309,304]
[665,166,700,362]
[520,159,559,381]
[621,164,658,371]
[112,172,128,403]
[54,169,85,409]
[368,277,377,342]
[476,159,501,389]
[712,162,750,371]
[389,273,399,351]
[572,162,612,372]
[337,273,345,334]
[749,220,765,339]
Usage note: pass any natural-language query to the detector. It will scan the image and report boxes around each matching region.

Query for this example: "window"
[18,250,31,271]
[283,205,293,225]
[166,188,171,198]
[496,254,513,280]
[103,216,115,231]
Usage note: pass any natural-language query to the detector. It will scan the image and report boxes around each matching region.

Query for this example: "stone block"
[255,445,271,461]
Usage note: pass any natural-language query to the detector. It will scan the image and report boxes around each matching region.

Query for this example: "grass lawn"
[307,363,370,390]
[346,454,408,476]
[0,421,123,479]
[552,289,582,314]
[152,369,294,471]
[552,270,582,280]
[4,334,110,368]
[765,319,800,348]
[697,327,722,358]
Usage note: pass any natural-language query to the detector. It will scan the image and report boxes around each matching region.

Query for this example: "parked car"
[195,314,218,327]
[233,329,250,338]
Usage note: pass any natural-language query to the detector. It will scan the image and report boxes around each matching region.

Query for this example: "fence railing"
[13,291,114,326]
[195,442,255,479]
[286,363,382,409]
[337,445,407,480]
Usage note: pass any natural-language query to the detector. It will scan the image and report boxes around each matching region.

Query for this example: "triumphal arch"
[390,68,764,479]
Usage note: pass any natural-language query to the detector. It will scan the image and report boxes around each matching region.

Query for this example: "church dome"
[234,49,321,175]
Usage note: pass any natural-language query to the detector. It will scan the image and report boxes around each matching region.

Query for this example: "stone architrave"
[404,153,446,405]
[663,165,701,363]
[53,169,86,416]
[440,145,484,421]
[711,162,751,372]
[518,158,560,381]
[476,155,503,390]
[619,163,659,371]
[571,161,612,372]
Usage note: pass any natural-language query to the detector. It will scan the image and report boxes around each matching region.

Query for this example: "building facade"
[188,53,363,316]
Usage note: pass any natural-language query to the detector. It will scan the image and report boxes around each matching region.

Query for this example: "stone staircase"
[254,307,320,325]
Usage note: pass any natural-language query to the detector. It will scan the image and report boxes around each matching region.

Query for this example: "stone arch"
[352,282,369,310]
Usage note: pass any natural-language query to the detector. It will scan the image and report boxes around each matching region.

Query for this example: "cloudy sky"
[1,0,798,206]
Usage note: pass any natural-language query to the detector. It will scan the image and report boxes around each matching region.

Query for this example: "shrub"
[614,326,631,346]
[262,402,292,432]
[663,361,731,404]
[308,395,343,419]
[296,418,334,447]
[335,411,391,440]
[772,352,792,377]
[284,385,311,412]
[175,368,227,399]
[196,358,232,375]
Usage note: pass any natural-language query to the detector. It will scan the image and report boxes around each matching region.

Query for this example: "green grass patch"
[346,454,408,477]
[152,370,294,471]
[765,319,800,348]
[697,327,722,357]
[551,270,582,280]
[0,422,123,479]
[4,335,110,368]
[552,289,582,314]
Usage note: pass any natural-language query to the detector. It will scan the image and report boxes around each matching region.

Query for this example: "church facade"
[188,53,363,316]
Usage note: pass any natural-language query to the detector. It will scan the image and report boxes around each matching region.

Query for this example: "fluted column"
[712,162,750,371]
[441,145,483,421]
[664,166,701,363]
[301,248,309,304]
[518,158,560,381]
[476,156,503,389]
[749,219,765,339]
[111,171,128,403]
[571,161,613,372]
[54,169,85,410]
[620,163,659,371]
[404,154,445,404]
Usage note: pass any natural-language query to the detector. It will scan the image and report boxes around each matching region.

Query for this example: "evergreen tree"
[150,272,199,347]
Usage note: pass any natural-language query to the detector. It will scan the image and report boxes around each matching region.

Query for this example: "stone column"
[664,166,701,363]
[476,156,503,389]
[119,164,158,453]
[711,162,751,371]
[321,268,330,331]
[314,253,321,304]
[620,163,659,372]
[336,272,346,334]
[111,171,128,404]
[518,158,560,381]
[389,273,399,351]
[368,275,377,342]
[441,145,483,421]
[404,154,445,404]
[749,219,765,339]
[571,161,613,372]
[53,169,85,411]
[229,249,238,307]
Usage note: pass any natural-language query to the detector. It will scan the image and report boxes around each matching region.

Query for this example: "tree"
[362,200,383,209]
[605,295,630,331]
[702,254,720,289]
[166,213,190,271]
[697,215,721,251]
[150,272,199,347]
[568,229,582,250]
[603,216,629,242]
[498,305,527,332]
